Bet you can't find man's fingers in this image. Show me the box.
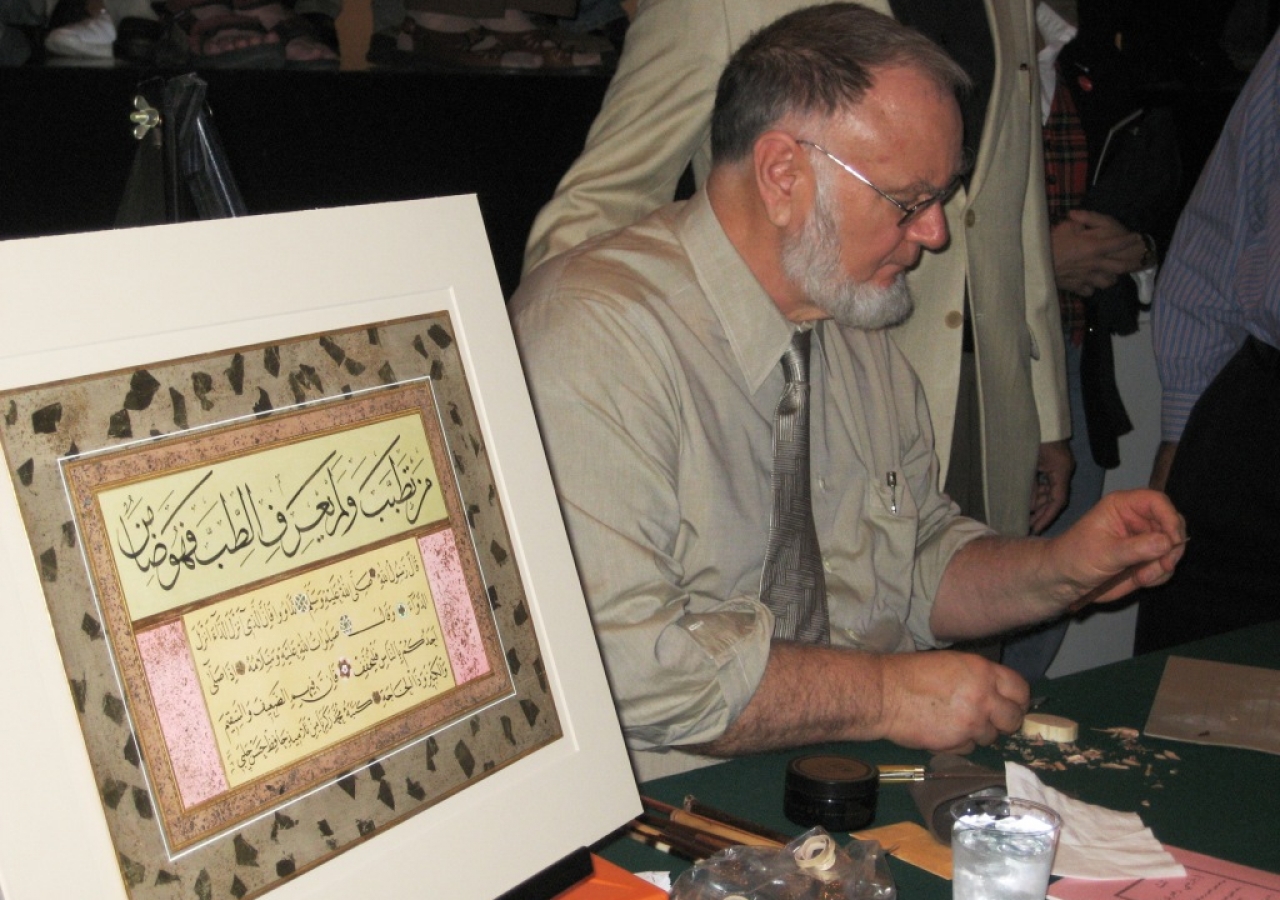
[988,663,1030,735]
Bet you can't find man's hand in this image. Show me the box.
[1030,440,1074,534]
[933,489,1185,642]
[879,651,1030,753]
[1150,441,1178,491]
[1050,488,1186,609]
[1051,210,1148,296]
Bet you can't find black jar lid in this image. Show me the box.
[784,753,880,832]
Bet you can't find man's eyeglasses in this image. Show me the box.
[796,139,969,227]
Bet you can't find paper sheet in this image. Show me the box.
[1006,763,1184,880]
[1049,846,1280,900]
[1143,657,1280,755]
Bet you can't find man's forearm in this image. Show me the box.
[688,642,888,756]
[1150,441,1178,491]
[929,534,1066,641]
[687,641,1032,757]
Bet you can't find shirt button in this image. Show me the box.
[818,477,828,491]
[945,310,964,329]
[965,209,977,228]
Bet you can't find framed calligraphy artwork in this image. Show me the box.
[0,198,638,900]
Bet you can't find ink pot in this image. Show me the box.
[784,753,880,831]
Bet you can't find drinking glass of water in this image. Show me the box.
[951,796,1062,900]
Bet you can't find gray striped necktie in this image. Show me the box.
[760,329,830,643]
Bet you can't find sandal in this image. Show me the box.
[231,0,339,70]
[155,0,284,68]
[368,15,607,74]
[373,17,493,71]
[484,25,612,73]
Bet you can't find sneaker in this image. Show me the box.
[45,8,116,58]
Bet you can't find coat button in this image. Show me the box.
[945,310,964,329]
[965,209,977,227]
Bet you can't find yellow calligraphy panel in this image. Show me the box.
[186,537,456,786]
[101,412,447,620]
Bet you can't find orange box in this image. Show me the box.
[554,854,668,900]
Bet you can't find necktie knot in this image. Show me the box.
[781,329,811,385]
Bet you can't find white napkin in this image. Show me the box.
[1005,762,1185,880]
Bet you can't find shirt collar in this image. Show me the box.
[676,188,806,393]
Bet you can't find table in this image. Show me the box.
[598,620,1280,895]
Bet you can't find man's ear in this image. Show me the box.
[754,131,807,229]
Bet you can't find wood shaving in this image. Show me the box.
[1000,721,1181,797]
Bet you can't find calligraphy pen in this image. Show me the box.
[627,820,720,863]
[680,795,793,846]
[632,795,791,863]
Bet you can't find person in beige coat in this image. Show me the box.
[524,0,1072,545]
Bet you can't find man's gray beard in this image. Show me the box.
[781,175,914,330]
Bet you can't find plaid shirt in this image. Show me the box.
[1043,75,1089,345]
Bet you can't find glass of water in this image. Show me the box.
[951,796,1062,900]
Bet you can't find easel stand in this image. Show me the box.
[116,72,245,227]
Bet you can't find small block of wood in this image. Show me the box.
[1020,712,1079,743]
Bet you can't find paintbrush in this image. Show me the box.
[877,764,1002,783]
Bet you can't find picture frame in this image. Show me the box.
[0,197,638,900]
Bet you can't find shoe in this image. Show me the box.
[297,11,337,54]
[113,16,161,63]
[44,8,116,58]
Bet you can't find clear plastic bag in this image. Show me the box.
[670,827,897,900]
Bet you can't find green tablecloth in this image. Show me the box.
[598,620,1280,894]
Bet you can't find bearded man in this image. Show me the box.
[509,3,1185,781]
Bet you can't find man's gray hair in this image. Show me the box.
[710,2,972,163]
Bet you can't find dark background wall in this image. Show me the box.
[0,67,610,298]
[0,55,1253,300]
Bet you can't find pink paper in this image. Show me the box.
[1050,846,1280,900]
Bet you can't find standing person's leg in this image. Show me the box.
[1136,336,1280,653]
[1001,342,1104,681]
[943,347,986,524]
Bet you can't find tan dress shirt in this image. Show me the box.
[511,190,991,779]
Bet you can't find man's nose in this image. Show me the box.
[905,201,949,251]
